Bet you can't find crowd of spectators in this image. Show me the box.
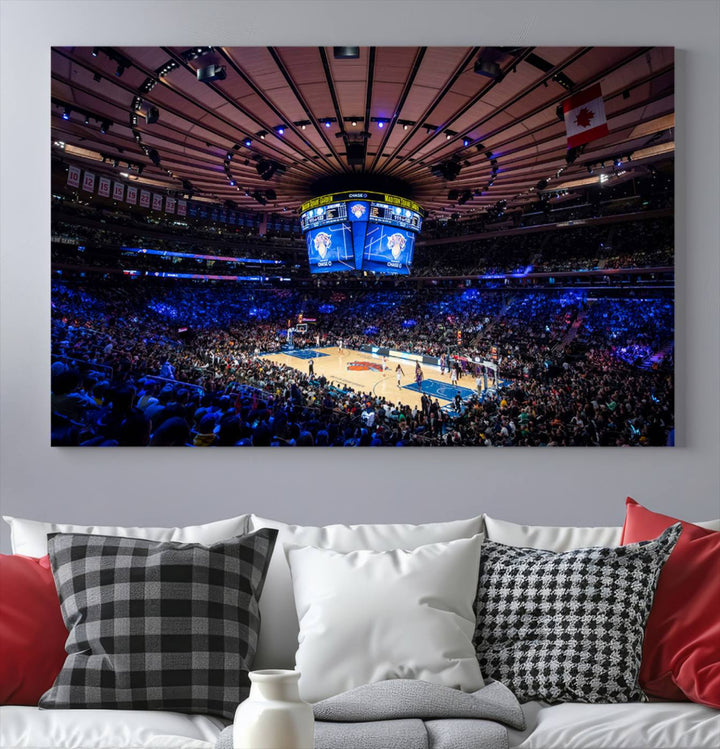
[419,181,673,239]
[51,280,674,447]
[414,218,673,277]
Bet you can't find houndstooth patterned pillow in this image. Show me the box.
[474,523,681,704]
[40,529,277,719]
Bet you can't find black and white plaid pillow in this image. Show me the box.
[474,523,681,704]
[40,528,277,719]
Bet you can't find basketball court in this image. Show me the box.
[260,347,492,412]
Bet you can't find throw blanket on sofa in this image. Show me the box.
[215,679,525,749]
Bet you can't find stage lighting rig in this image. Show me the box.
[430,157,462,181]
[197,64,226,82]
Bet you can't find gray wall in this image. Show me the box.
[1,1,718,553]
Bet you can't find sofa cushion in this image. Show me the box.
[2,701,717,749]
[287,535,485,703]
[248,514,484,669]
[39,530,277,720]
[508,700,720,748]
[0,555,67,705]
[482,513,720,551]
[474,524,681,704]
[2,514,251,557]
[0,705,226,749]
[621,498,720,708]
[482,515,623,551]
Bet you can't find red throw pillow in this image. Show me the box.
[621,497,720,707]
[0,554,68,704]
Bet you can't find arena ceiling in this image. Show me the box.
[51,46,675,219]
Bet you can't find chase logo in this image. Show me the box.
[347,361,383,372]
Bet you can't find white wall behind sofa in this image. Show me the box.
[1,1,718,553]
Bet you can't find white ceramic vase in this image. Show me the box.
[233,670,314,749]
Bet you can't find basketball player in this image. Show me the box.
[395,363,405,388]
[415,362,424,392]
[450,366,458,387]
[338,338,344,354]
[308,358,314,377]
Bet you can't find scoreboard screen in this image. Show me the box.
[300,202,347,231]
[305,223,354,273]
[369,202,422,232]
[362,225,415,275]
[300,191,423,275]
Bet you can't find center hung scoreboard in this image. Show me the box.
[300,191,424,275]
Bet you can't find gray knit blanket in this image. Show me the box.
[216,679,525,749]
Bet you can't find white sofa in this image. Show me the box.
[1,512,719,749]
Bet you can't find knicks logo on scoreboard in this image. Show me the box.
[387,232,407,259]
[313,231,332,259]
[350,203,367,219]
[347,361,383,372]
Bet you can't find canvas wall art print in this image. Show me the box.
[50,46,675,447]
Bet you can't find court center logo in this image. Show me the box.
[347,361,383,372]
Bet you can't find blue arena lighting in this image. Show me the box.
[244,138,252,147]
[229,180,236,186]
[324,121,331,128]
[377,120,384,128]
[121,247,282,265]
[62,108,70,120]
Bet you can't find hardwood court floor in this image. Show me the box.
[261,347,480,411]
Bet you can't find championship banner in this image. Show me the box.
[165,196,176,213]
[126,185,138,205]
[563,83,609,148]
[177,199,187,216]
[98,176,111,198]
[113,181,125,201]
[140,189,151,208]
[67,165,81,188]
[81,171,96,193]
[152,193,163,211]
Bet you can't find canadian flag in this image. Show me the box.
[563,84,609,148]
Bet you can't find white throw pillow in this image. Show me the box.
[482,513,720,552]
[248,514,484,670]
[286,535,485,703]
[2,514,251,557]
